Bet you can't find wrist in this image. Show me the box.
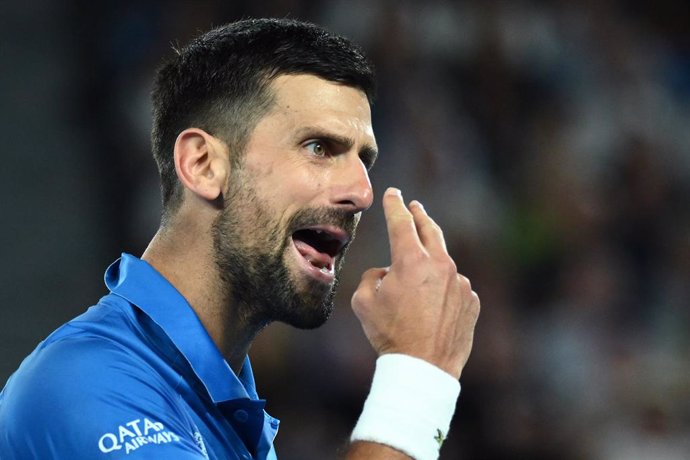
[350,354,461,460]
[379,349,462,379]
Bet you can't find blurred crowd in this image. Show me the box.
[2,1,689,459]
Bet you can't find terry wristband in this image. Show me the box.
[350,354,461,460]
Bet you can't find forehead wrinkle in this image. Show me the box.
[269,74,372,121]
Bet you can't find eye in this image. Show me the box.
[304,140,327,157]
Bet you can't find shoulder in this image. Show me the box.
[0,324,205,458]
[9,332,165,410]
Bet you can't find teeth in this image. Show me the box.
[304,253,331,272]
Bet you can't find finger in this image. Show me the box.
[359,266,389,288]
[382,187,423,263]
[352,267,389,309]
[409,200,447,255]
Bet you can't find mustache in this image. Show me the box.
[286,207,358,240]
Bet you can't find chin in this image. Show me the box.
[283,308,332,330]
[274,275,338,330]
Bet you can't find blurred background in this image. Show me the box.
[1,0,689,458]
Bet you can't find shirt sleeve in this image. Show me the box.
[0,335,209,459]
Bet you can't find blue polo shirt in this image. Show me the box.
[0,254,279,459]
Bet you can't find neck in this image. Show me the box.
[142,221,262,375]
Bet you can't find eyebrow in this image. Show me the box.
[295,126,379,166]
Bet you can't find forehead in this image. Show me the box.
[262,74,376,144]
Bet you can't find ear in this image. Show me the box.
[173,128,229,203]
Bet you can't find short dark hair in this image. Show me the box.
[151,18,376,220]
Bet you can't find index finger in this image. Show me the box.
[382,187,423,262]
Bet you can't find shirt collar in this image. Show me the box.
[104,253,261,404]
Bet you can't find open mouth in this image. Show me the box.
[291,226,350,279]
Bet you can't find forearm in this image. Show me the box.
[345,441,412,459]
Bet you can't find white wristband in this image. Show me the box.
[350,354,461,460]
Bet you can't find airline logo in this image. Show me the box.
[97,417,181,455]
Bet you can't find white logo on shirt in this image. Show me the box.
[97,417,181,454]
[193,430,209,459]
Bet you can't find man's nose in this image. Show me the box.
[331,154,374,213]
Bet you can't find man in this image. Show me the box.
[0,18,479,459]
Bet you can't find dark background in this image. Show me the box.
[2,1,689,458]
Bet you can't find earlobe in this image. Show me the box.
[173,128,229,203]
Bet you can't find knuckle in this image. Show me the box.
[446,257,458,274]
[430,220,444,236]
[352,281,369,299]
[467,293,481,321]
[404,248,429,266]
[432,254,456,273]
[361,267,378,280]
[457,273,472,290]
[351,289,369,311]
[391,212,414,226]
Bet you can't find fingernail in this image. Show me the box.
[410,200,424,210]
[386,187,402,197]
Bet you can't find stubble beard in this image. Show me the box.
[211,173,355,330]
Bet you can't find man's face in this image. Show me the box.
[213,74,377,329]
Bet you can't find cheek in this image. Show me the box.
[279,166,325,198]
[245,155,327,214]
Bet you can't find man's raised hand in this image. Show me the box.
[351,187,480,379]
